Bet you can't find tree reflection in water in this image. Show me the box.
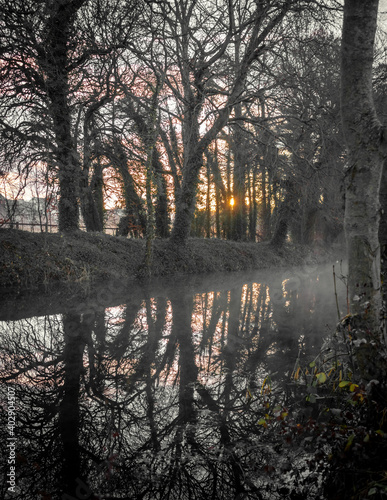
[0,265,344,499]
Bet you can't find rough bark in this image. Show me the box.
[341,0,386,333]
[379,161,387,343]
[41,1,87,232]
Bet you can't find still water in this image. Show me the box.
[0,262,347,500]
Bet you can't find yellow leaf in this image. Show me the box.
[316,372,327,384]
[344,434,355,452]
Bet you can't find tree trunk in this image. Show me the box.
[42,1,86,232]
[91,158,104,228]
[205,159,211,238]
[139,86,162,278]
[231,30,246,241]
[270,212,289,249]
[270,181,297,249]
[108,141,146,237]
[170,149,203,246]
[153,149,170,238]
[341,0,385,333]
[260,168,270,241]
[50,93,80,234]
[124,97,169,238]
[232,129,247,240]
[80,99,110,232]
[379,161,387,343]
[80,174,104,232]
[249,169,258,241]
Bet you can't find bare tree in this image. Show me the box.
[0,0,139,232]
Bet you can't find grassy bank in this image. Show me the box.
[0,228,338,292]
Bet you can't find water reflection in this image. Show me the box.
[0,264,346,499]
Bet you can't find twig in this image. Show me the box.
[333,265,341,321]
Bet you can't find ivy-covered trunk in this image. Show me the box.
[153,149,170,239]
[169,149,203,246]
[124,97,169,238]
[41,1,86,233]
[80,175,104,232]
[139,82,163,278]
[110,141,146,237]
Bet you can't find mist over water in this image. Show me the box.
[0,261,348,499]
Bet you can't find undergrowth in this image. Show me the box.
[281,317,387,499]
[251,265,387,499]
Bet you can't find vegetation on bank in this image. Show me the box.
[0,228,337,291]
[255,321,387,499]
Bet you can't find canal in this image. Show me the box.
[0,261,348,499]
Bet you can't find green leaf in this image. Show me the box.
[368,487,377,496]
[306,394,316,404]
[339,381,351,388]
[316,372,327,384]
[309,361,316,368]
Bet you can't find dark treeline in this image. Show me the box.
[0,0,349,249]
